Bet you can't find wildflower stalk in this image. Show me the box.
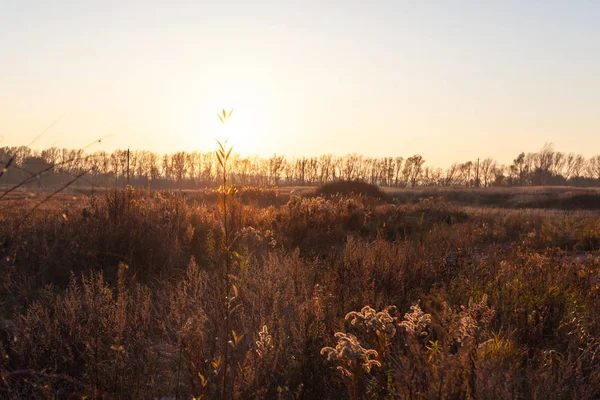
[216,108,234,399]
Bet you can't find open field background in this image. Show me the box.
[1,183,600,398]
[3,184,600,212]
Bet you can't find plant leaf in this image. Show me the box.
[197,372,208,387]
[232,329,245,344]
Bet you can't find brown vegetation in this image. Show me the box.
[1,186,600,398]
[313,180,390,201]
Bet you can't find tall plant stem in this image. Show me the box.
[221,156,231,399]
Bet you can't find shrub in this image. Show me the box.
[314,180,390,201]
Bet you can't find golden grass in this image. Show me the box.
[1,187,600,398]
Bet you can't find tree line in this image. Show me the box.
[2,143,600,189]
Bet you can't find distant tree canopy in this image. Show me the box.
[1,143,600,189]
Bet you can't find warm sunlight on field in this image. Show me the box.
[2,1,600,398]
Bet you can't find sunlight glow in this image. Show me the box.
[0,1,599,165]
[207,89,274,156]
[212,106,264,156]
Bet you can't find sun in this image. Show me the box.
[212,105,265,156]
[168,82,274,156]
[204,82,276,157]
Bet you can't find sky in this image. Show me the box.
[1,0,599,167]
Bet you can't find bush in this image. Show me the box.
[313,180,390,201]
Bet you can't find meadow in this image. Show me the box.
[0,182,599,399]
[3,0,599,397]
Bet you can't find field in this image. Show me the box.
[1,184,600,399]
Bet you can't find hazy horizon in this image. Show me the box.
[1,1,599,168]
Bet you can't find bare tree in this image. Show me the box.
[571,154,586,185]
[587,155,600,180]
[393,157,404,187]
[268,154,286,186]
[480,158,496,187]
[172,152,187,189]
[404,155,425,187]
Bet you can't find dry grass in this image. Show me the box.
[385,185,600,210]
[1,186,600,398]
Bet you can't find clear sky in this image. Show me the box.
[1,1,599,167]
